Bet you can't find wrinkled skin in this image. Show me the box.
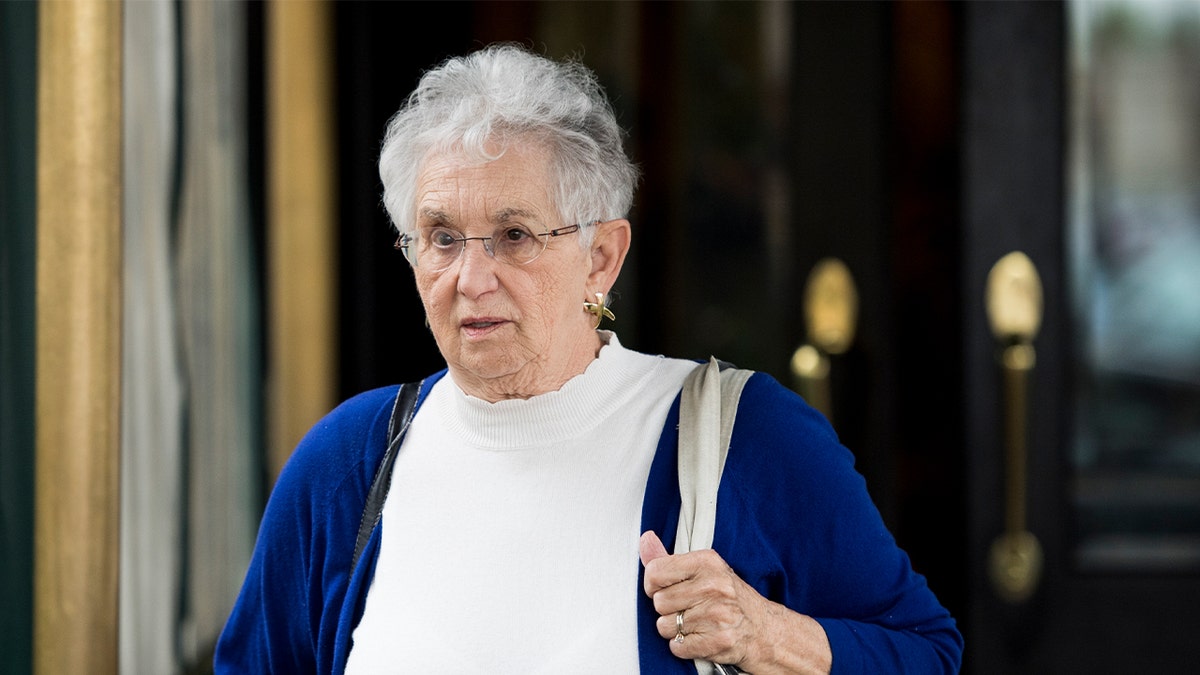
[410,142,629,402]
[640,531,832,674]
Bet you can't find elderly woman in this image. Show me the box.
[216,45,962,674]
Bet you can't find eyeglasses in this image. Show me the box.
[394,222,592,272]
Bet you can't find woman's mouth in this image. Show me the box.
[461,318,508,337]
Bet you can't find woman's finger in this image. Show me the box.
[657,604,745,665]
[644,551,768,666]
[655,609,690,640]
[643,547,727,596]
[639,530,670,567]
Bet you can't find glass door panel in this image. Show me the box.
[1068,0,1200,573]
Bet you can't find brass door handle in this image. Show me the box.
[792,258,857,420]
[985,251,1044,603]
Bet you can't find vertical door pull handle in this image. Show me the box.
[985,251,1044,603]
[791,258,857,420]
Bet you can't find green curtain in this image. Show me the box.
[174,0,262,664]
[121,1,184,672]
[0,2,38,673]
[121,1,262,671]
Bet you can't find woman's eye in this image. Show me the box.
[500,227,532,242]
[430,229,457,247]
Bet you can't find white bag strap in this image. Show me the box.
[674,357,753,675]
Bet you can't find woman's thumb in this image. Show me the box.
[639,530,669,566]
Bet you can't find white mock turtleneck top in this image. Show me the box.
[344,333,696,674]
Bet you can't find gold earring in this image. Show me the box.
[583,292,616,328]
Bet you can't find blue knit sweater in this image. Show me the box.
[215,369,962,673]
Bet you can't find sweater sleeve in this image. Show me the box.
[719,373,963,674]
[213,386,399,674]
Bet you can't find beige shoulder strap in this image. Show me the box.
[674,357,753,675]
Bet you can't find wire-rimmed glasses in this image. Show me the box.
[394,221,593,272]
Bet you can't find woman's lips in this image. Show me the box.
[460,317,508,337]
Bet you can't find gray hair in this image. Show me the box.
[378,44,638,246]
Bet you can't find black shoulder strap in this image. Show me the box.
[351,381,421,570]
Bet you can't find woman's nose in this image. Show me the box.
[455,239,500,298]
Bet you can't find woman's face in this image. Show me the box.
[411,143,605,402]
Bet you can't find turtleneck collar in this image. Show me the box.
[431,332,669,448]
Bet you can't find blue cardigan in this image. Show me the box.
[215,370,962,673]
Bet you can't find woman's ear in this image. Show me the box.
[586,219,632,293]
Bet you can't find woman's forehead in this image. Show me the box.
[414,147,558,224]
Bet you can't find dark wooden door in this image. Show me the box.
[328,4,1200,672]
[962,3,1200,672]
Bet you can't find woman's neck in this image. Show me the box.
[451,329,605,403]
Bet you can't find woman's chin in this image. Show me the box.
[449,352,526,389]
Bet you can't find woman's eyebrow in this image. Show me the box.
[493,207,541,224]
[417,208,454,226]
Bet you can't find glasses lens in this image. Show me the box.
[397,234,416,266]
[417,227,461,271]
[492,224,547,265]
[411,224,554,270]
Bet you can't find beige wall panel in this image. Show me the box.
[34,1,123,673]
[266,0,338,482]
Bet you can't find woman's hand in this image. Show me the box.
[639,531,832,675]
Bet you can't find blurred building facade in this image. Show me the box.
[2,1,1198,673]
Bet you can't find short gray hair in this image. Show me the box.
[378,44,639,245]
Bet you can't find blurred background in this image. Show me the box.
[2,1,1198,673]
